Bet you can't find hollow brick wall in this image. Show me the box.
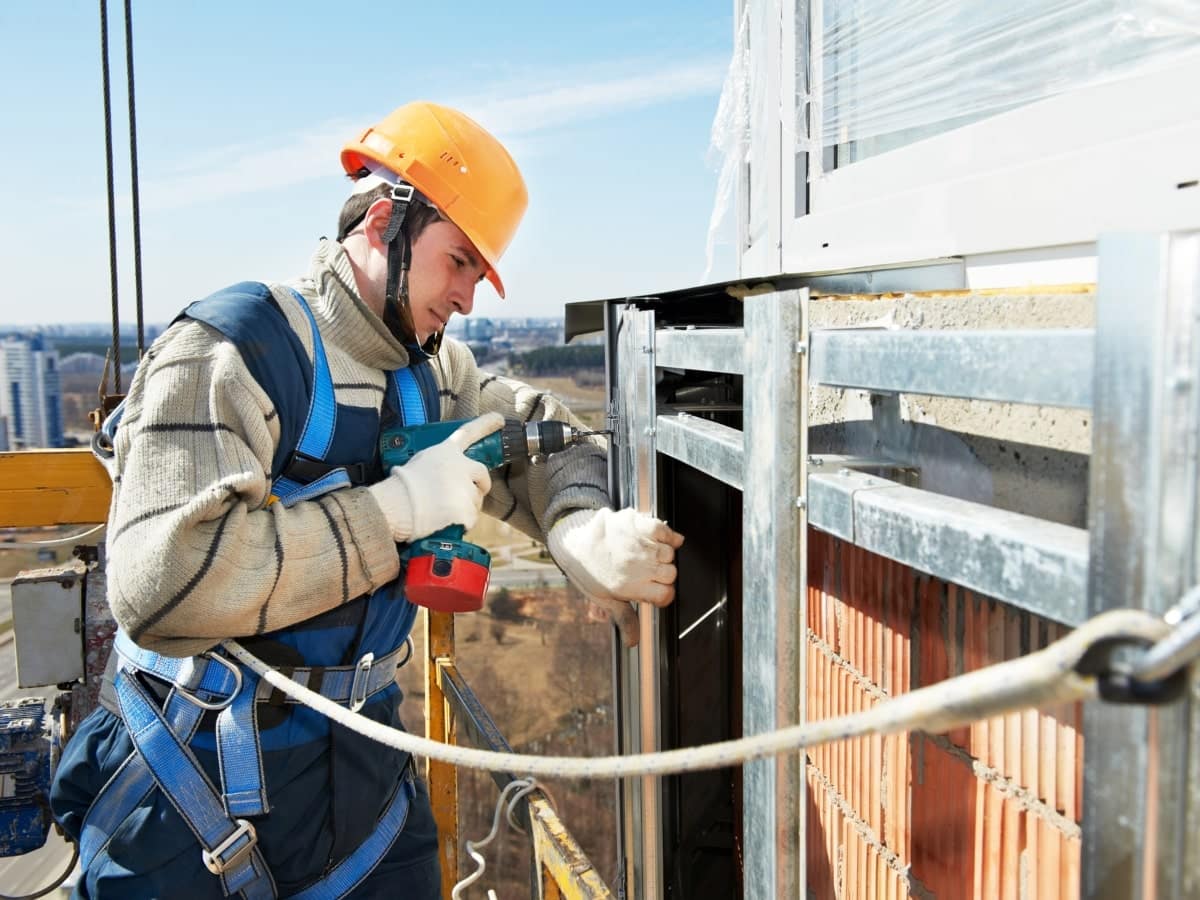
[805,530,1083,899]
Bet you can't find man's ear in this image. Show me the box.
[361,197,394,250]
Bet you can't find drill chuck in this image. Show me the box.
[495,419,575,464]
[524,420,572,456]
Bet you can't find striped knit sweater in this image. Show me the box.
[106,239,609,658]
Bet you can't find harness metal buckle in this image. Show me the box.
[390,183,415,205]
[349,652,376,712]
[176,651,243,712]
[202,818,258,875]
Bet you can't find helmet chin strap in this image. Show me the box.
[380,183,444,358]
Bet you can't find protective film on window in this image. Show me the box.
[802,0,1200,170]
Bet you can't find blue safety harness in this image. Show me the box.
[81,283,438,898]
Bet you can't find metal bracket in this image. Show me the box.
[807,454,920,487]
[1076,634,1193,706]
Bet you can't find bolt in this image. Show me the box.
[796,341,808,355]
[796,497,807,510]
[838,468,852,477]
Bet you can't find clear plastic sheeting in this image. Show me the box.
[706,4,751,277]
[805,0,1200,166]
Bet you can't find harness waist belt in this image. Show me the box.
[114,631,410,710]
[252,641,413,709]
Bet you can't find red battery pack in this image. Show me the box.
[405,554,490,612]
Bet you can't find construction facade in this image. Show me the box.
[566,1,1200,897]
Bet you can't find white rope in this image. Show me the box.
[1,524,105,549]
[222,608,1169,781]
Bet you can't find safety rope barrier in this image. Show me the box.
[224,606,1189,781]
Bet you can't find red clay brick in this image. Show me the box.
[804,536,1083,898]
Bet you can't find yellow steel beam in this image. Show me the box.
[0,449,111,527]
[426,610,458,899]
[530,793,614,900]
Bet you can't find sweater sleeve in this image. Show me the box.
[430,338,611,542]
[106,320,400,658]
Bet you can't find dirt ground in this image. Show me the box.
[396,586,620,895]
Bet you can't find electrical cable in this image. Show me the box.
[450,778,535,900]
[224,607,1174,781]
[1,525,106,550]
[0,841,79,900]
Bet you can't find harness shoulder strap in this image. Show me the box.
[180,282,312,482]
[91,286,431,898]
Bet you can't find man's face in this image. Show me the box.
[406,219,488,342]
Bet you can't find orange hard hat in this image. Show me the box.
[342,101,528,298]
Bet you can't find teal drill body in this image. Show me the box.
[380,418,512,471]
[379,417,589,612]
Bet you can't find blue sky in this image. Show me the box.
[0,1,737,328]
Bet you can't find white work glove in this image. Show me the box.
[548,507,685,647]
[368,413,503,542]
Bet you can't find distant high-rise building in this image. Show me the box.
[0,335,64,449]
[464,317,496,343]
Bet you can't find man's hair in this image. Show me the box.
[336,181,444,243]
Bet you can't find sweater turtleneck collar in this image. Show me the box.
[300,239,411,371]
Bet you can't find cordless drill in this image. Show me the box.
[380,417,604,613]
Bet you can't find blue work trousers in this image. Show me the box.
[51,706,441,899]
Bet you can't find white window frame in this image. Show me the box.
[741,0,1200,282]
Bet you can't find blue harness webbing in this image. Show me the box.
[83,287,433,898]
[270,290,348,508]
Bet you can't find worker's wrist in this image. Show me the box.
[548,507,599,537]
[367,472,415,543]
[547,508,611,599]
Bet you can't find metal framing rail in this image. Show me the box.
[652,412,1089,626]
[608,231,1199,898]
[1083,231,1200,899]
[809,328,1094,408]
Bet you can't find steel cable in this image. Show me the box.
[98,0,121,393]
[122,0,145,359]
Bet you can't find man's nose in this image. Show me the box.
[454,281,476,316]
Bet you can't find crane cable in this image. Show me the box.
[122,0,146,359]
[224,606,1190,781]
[98,0,147,396]
[0,9,144,898]
[98,0,121,393]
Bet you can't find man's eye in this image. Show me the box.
[451,255,465,269]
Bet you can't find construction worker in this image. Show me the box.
[49,101,684,899]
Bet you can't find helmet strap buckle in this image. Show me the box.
[389,183,415,205]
